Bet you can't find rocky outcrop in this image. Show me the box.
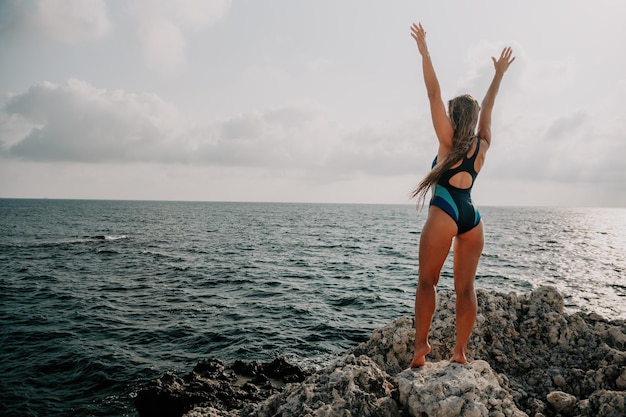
[135,358,311,417]
[350,286,626,416]
[136,286,626,417]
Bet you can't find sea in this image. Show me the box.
[1,199,624,416]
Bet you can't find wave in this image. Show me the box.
[92,235,129,241]
[2,235,131,250]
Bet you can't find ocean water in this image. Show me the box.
[1,199,624,416]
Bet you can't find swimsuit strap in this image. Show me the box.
[447,137,480,178]
[471,137,480,159]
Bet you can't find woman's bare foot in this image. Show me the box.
[450,346,468,364]
[409,342,431,368]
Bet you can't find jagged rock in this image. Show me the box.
[351,286,626,416]
[232,357,309,384]
[349,315,415,375]
[398,360,527,417]
[242,354,401,417]
[616,368,626,389]
[183,407,238,417]
[585,390,626,417]
[546,391,578,415]
[135,358,310,417]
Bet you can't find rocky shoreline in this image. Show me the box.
[135,286,625,417]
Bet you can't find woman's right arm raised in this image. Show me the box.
[411,23,453,149]
[477,47,515,148]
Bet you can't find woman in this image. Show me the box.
[408,22,515,368]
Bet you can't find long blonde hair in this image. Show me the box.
[411,94,480,205]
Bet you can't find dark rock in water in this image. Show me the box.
[135,358,311,417]
[232,357,309,384]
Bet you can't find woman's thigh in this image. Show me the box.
[418,206,457,285]
[453,221,484,290]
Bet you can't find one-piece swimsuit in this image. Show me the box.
[430,137,481,234]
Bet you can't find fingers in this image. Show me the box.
[500,47,515,63]
[410,22,426,38]
[410,22,430,56]
[492,47,515,74]
[410,22,423,32]
[494,47,515,65]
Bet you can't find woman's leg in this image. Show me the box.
[409,206,457,368]
[451,221,484,363]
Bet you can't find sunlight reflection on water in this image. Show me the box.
[478,206,625,319]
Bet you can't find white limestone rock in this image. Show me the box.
[398,360,528,417]
[243,354,401,417]
[183,407,237,417]
[350,286,625,417]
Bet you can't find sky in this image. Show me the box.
[1,0,625,207]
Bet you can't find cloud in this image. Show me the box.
[0,0,111,44]
[543,111,589,142]
[130,0,231,28]
[129,0,232,74]
[0,0,230,74]
[324,119,431,179]
[136,16,186,75]
[0,79,431,181]
[483,101,625,186]
[455,40,505,96]
[3,75,623,195]
[2,80,185,162]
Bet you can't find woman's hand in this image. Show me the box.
[410,23,429,57]
[492,47,515,76]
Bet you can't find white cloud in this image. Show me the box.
[0,0,230,74]
[6,75,622,199]
[129,0,231,28]
[520,57,577,98]
[2,80,185,162]
[128,0,231,74]
[0,79,433,183]
[324,117,432,179]
[136,16,186,75]
[456,40,507,96]
[1,0,111,44]
[155,0,231,28]
[483,101,626,190]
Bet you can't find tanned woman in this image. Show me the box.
[408,22,515,368]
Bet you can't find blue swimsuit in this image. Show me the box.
[430,138,481,234]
